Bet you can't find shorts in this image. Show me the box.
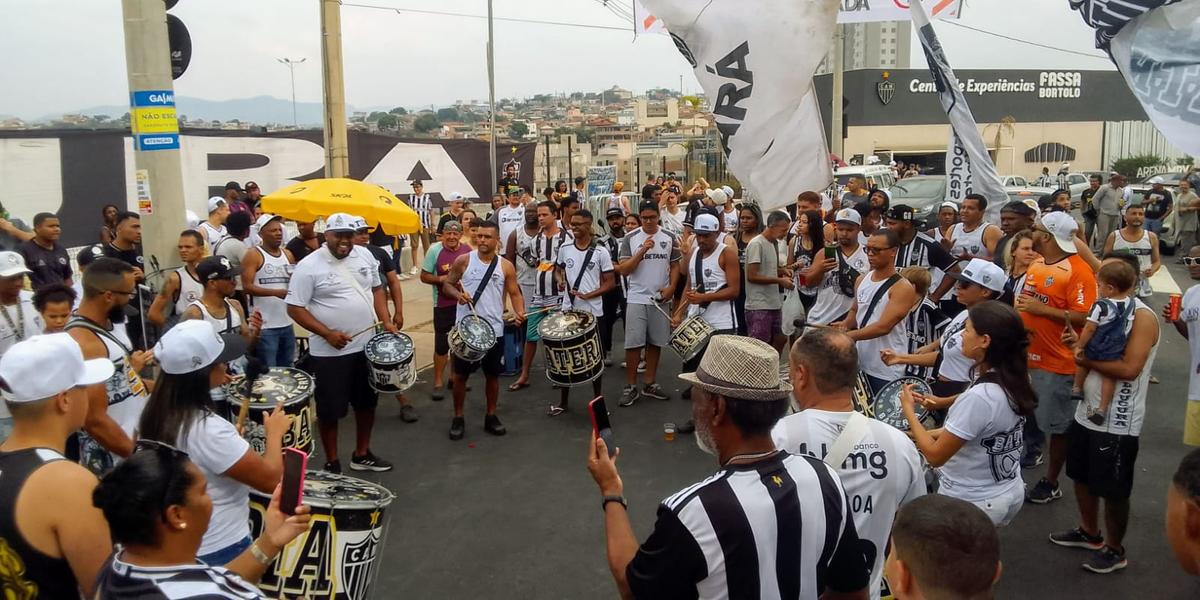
[311,352,378,422]
[526,307,554,342]
[962,483,1025,527]
[1186,400,1200,447]
[433,305,457,356]
[624,302,671,349]
[1031,368,1075,435]
[453,337,504,377]
[745,309,782,342]
[1066,421,1139,500]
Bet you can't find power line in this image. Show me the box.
[339,1,632,32]
[939,21,1110,60]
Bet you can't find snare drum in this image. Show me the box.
[248,470,395,600]
[538,310,604,386]
[224,367,315,455]
[669,315,715,362]
[364,332,416,393]
[448,314,496,363]
[865,376,934,431]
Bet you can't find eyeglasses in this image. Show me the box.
[107,288,136,297]
[134,439,190,459]
[1183,257,1200,267]
[863,246,895,256]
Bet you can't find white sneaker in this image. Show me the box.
[409,266,419,275]
[637,360,647,374]
[398,273,412,281]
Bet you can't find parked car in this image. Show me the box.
[1063,172,1090,208]
[985,187,1055,224]
[1128,171,1187,198]
[888,176,947,230]
[835,165,897,191]
[1000,175,1029,188]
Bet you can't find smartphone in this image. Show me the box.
[280,448,308,515]
[588,396,616,458]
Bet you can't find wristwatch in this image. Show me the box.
[602,495,628,511]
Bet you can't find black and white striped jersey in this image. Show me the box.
[626,451,870,599]
[96,553,264,599]
[1069,0,1178,49]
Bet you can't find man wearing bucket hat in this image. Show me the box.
[0,333,115,598]
[587,335,869,599]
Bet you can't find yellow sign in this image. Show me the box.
[132,106,179,135]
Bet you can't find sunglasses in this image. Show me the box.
[135,438,189,458]
[1183,257,1200,267]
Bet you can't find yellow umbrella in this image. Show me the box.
[260,178,422,235]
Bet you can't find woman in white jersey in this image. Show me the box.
[900,300,1037,526]
[136,320,291,566]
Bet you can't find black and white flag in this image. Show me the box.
[1070,0,1199,156]
[640,0,839,210]
[911,0,1006,205]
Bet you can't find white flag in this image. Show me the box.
[911,0,1006,205]
[633,0,667,35]
[640,0,838,210]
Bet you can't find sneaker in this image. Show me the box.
[604,357,613,367]
[398,273,412,281]
[637,360,647,373]
[619,385,639,407]
[677,419,696,434]
[1149,375,1160,384]
[1049,527,1105,550]
[399,403,419,423]
[1087,408,1106,426]
[1021,452,1045,469]
[323,459,342,474]
[643,383,669,401]
[449,416,465,440]
[350,451,393,472]
[1027,478,1063,504]
[409,266,420,276]
[431,387,445,401]
[484,413,507,436]
[1083,546,1128,574]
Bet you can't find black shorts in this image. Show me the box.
[1065,421,1139,500]
[310,352,378,422]
[433,305,457,356]
[452,338,503,378]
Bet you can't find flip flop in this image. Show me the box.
[508,381,531,392]
[547,405,566,416]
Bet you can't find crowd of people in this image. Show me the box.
[0,165,1198,599]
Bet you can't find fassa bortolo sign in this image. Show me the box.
[909,71,1084,98]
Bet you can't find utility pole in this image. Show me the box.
[830,24,845,160]
[320,0,348,178]
[543,134,551,190]
[487,0,498,194]
[567,136,574,184]
[277,57,306,129]
[121,0,186,279]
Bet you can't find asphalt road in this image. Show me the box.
[335,259,1200,599]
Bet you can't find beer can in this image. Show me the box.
[1169,293,1183,322]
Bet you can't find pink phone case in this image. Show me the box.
[281,448,308,514]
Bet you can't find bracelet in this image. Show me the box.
[602,495,628,511]
[249,542,274,566]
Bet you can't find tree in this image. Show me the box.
[366,111,387,122]
[377,113,399,129]
[436,107,461,122]
[1111,154,1166,179]
[413,113,440,133]
[509,121,529,138]
[389,106,407,115]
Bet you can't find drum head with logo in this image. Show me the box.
[457,314,495,350]
[872,377,932,430]
[225,367,313,407]
[537,310,595,341]
[365,332,414,365]
[303,470,396,510]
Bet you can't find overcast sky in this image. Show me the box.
[0,0,1111,119]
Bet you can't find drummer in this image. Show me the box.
[441,220,525,441]
[136,320,291,565]
[182,256,262,417]
[671,213,740,433]
[510,201,569,392]
[353,219,416,423]
[550,209,615,415]
[881,258,1006,406]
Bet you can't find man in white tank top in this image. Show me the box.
[842,229,919,395]
[198,196,230,251]
[1103,203,1160,299]
[148,230,205,328]
[240,215,295,367]
[505,204,541,309]
[442,220,525,441]
[942,194,1002,316]
[182,258,259,403]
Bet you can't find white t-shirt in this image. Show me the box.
[1075,299,1159,436]
[937,310,973,383]
[1183,285,1200,401]
[0,291,43,420]
[772,409,925,600]
[940,381,1026,503]
[180,413,252,556]
[496,205,526,253]
[285,246,382,357]
[807,246,869,325]
[557,242,613,317]
[619,228,680,305]
[721,207,739,232]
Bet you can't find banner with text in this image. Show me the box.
[911,0,1006,205]
[634,0,961,35]
[641,0,837,210]
[586,165,618,198]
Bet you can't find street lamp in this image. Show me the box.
[277,57,306,128]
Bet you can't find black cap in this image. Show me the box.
[574,176,586,185]
[225,181,243,192]
[885,204,917,221]
[197,256,242,282]
[606,207,625,219]
[1000,200,1037,217]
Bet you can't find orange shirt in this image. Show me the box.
[1020,254,1097,375]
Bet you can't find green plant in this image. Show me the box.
[1110,154,1165,178]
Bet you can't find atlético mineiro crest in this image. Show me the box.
[342,530,382,600]
[876,72,895,105]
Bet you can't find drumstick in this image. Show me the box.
[235,394,252,436]
[350,322,383,338]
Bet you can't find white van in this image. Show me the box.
[834,165,896,191]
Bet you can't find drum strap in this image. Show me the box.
[825,411,870,471]
[472,256,500,307]
[567,245,596,308]
[857,274,902,329]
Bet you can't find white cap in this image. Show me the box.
[721,185,735,199]
[185,210,201,229]
[0,333,114,403]
[254,213,282,230]
[448,192,465,202]
[693,213,721,233]
[948,258,1006,293]
[154,320,248,375]
[0,252,31,278]
[705,188,729,204]
[207,196,227,214]
[1038,212,1078,254]
[351,216,370,231]
[325,212,358,232]
[1021,198,1040,213]
[939,201,959,212]
[834,207,862,226]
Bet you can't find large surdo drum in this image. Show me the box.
[248,470,395,600]
[364,332,416,393]
[669,315,715,362]
[224,367,315,455]
[853,376,934,431]
[537,310,604,386]
[448,314,496,362]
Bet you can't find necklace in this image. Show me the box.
[723,449,779,467]
[0,300,25,342]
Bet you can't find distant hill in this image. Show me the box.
[45,95,352,126]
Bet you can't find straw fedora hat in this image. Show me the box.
[678,335,792,401]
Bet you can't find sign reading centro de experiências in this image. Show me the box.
[130,90,180,151]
